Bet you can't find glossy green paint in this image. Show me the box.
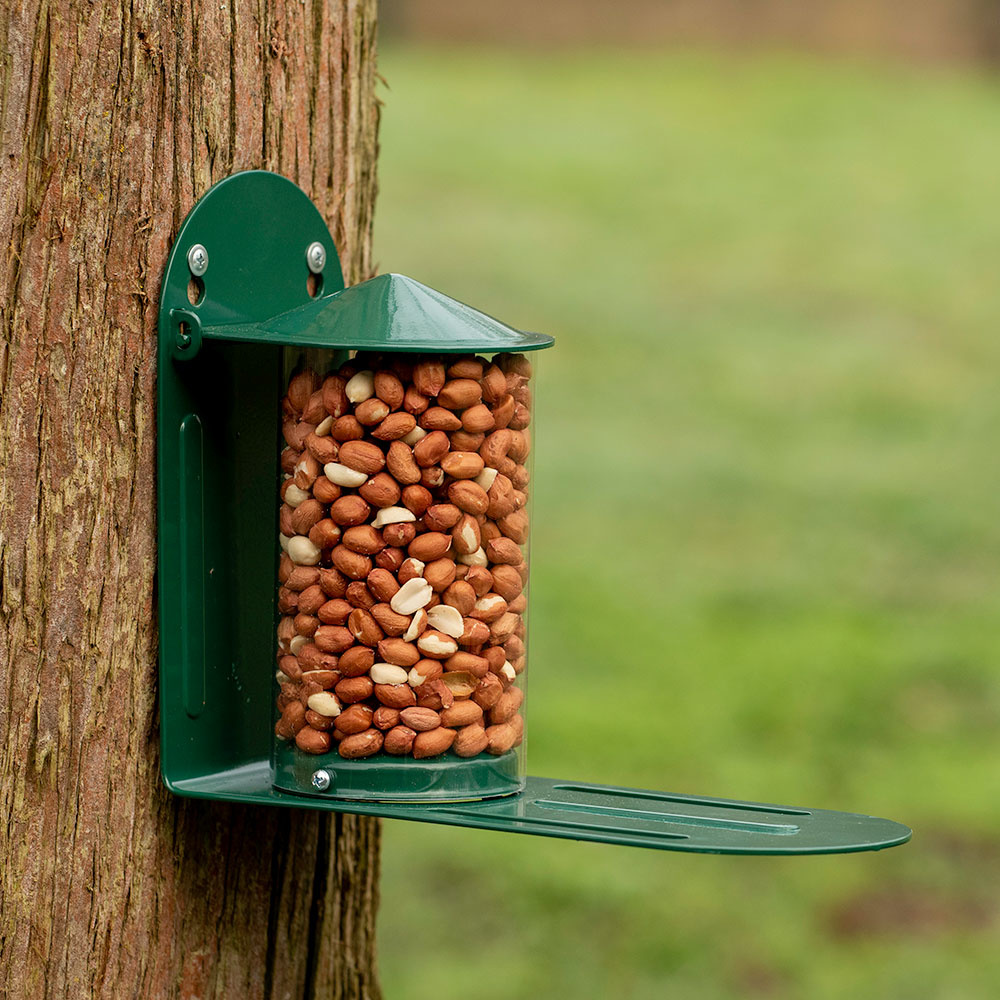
[258,272,554,353]
[170,765,911,855]
[157,170,910,854]
[273,742,523,802]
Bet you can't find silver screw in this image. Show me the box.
[306,241,326,274]
[187,244,209,276]
[311,769,331,792]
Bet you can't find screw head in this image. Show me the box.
[311,769,331,792]
[187,244,209,276]
[306,241,326,274]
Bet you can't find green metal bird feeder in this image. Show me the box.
[157,170,910,855]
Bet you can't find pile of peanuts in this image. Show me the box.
[274,352,531,762]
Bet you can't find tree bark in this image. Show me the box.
[0,2,381,998]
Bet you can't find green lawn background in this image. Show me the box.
[372,46,1000,999]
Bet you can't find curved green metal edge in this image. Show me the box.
[246,272,553,353]
[166,762,911,856]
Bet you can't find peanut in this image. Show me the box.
[413,727,457,759]
[383,725,417,755]
[339,729,384,759]
[454,723,490,758]
[295,727,332,754]
[399,706,441,732]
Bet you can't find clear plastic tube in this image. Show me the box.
[272,349,534,801]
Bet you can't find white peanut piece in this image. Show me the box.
[370,663,409,685]
[403,607,428,642]
[276,354,530,760]
[457,547,488,567]
[474,466,498,491]
[345,370,375,403]
[426,604,464,638]
[372,506,417,528]
[287,535,321,565]
[391,577,434,615]
[307,692,342,717]
[324,462,368,487]
[284,483,311,507]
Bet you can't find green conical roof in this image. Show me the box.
[262,273,554,353]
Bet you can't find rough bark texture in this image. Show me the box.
[0,2,382,997]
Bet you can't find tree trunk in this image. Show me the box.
[0,2,382,997]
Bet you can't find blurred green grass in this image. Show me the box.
[373,46,1000,999]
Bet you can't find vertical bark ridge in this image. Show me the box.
[0,2,382,997]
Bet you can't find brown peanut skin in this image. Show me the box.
[440,700,483,728]
[275,701,307,740]
[330,495,371,527]
[443,580,477,616]
[354,396,389,426]
[375,371,405,409]
[412,727,457,759]
[332,545,372,580]
[401,484,433,515]
[360,471,401,507]
[338,440,386,475]
[377,637,420,667]
[413,360,446,397]
[337,645,375,678]
[473,673,503,710]
[295,727,332,755]
[383,726,418,755]
[278,355,533,762]
[335,676,375,704]
[438,379,482,409]
[338,729,384,759]
[399,707,441,732]
[373,706,401,730]
[304,710,337,732]
[314,626,355,654]
[301,669,339,689]
[445,651,489,678]
[335,704,374,735]
[454,724,490,758]
[374,683,417,709]
[345,580,377,610]
[370,603,409,635]
[485,723,517,755]
[318,598,353,625]
[343,524,384,554]
[490,686,524,725]
[448,356,484,380]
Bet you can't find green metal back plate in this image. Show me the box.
[157,171,344,787]
[158,170,345,360]
[156,170,909,855]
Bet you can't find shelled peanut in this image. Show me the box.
[274,352,532,761]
